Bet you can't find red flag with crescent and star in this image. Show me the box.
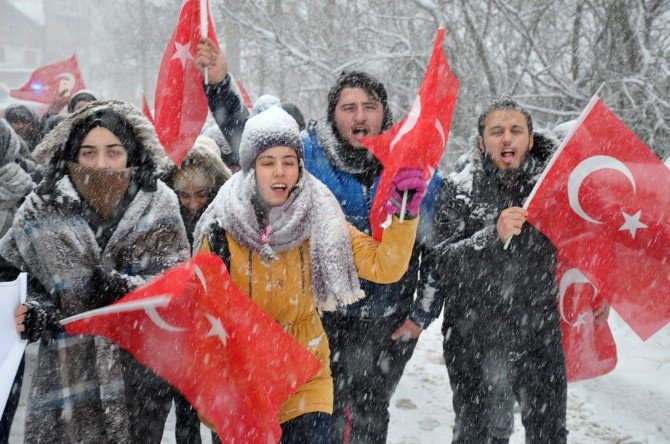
[62,253,322,443]
[10,55,85,104]
[555,252,617,381]
[526,96,670,341]
[362,28,459,240]
[153,0,218,166]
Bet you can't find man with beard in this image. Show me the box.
[421,97,568,443]
[195,39,441,443]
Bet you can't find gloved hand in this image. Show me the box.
[386,168,427,218]
[19,301,61,342]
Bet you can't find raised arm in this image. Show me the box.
[348,216,419,284]
[195,38,248,167]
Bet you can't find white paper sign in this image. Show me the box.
[0,273,27,416]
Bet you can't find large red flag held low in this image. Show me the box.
[153,0,218,166]
[61,253,322,443]
[556,252,617,381]
[525,96,670,341]
[10,55,85,104]
[362,28,459,240]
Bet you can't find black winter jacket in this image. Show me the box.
[422,132,564,356]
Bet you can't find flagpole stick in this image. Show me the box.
[503,234,513,250]
[399,190,409,223]
[503,81,606,251]
[201,0,209,85]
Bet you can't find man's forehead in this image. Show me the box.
[485,109,528,128]
[337,87,380,105]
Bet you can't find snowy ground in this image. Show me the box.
[10,312,670,443]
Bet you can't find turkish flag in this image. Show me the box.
[556,252,617,382]
[10,55,85,104]
[526,97,670,340]
[362,28,459,240]
[62,253,322,442]
[153,0,218,166]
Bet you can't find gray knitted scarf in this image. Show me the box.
[194,170,365,311]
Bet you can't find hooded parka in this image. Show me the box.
[0,100,189,443]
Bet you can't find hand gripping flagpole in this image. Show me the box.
[503,82,607,250]
[201,0,209,85]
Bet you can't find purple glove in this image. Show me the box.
[387,168,428,217]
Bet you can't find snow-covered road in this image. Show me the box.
[388,313,670,443]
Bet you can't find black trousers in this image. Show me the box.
[121,351,173,443]
[173,391,202,444]
[444,329,567,444]
[322,312,417,444]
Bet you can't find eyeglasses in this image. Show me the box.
[176,189,211,200]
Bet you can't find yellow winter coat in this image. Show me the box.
[200,215,418,423]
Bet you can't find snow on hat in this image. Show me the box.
[239,95,303,172]
[172,136,223,190]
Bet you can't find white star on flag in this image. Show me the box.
[618,210,648,238]
[205,313,229,346]
[573,312,588,329]
[172,42,192,69]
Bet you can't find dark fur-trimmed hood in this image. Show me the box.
[32,100,172,189]
[165,136,232,190]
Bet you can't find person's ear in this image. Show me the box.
[477,136,485,152]
[529,133,534,151]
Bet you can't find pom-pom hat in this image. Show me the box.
[238,95,304,172]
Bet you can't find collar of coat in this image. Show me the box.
[31,100,172,192]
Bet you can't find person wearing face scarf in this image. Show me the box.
[1,100,189,443]
[193,97,424,443]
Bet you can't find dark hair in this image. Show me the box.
[64,110,139,165]
[40,114,67,139]
[326,70,393,133]
[4,104,38,125]
[477,96,533,137]
[67,91,98,113]
[281,102,306,132]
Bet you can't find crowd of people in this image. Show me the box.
[0,34,608,444]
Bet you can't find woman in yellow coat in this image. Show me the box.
[193,96,426,443]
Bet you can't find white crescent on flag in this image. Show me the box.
[435,118,446,149]
[567,155,637,224]
[59,295,186,332]
[44,72,75,91]
[390,95,421,152]
[558,268,598,327]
